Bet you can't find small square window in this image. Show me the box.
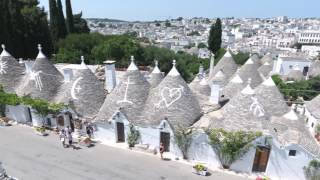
[289,150,297,156]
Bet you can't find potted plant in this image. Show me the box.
[127,124,140,148]
[192,163,207,176]
[35,126,48,136]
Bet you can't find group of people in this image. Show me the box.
[59,126,74,149]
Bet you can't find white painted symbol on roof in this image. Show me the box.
[0,61,8,75]
[30,70,43,91]
[117,76,134,105]
[71,77,83,100]
[154,85,184,109]
[249,97,265,117]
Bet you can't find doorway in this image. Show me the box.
[252,146,271,172]
[160,132,170,152]
[116,122,125,142]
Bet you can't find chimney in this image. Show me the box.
[24,60,34,74]
[210,84,220,104]
[63,68,73,82]
[104,60,116,93]
[209,53,215,79]
[199,63,204,78]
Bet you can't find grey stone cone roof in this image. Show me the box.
[258,62,273,80]
[306,95,320,119]
[286,70,304,81]
[237,58,263,88]
[260,53,273,64]
[96,69,151,123]
[0,54,25,93]
[189,77,211,108]
[141,73,202,129]
[268,116,320,157]
[309,60,320,78]
[219,86,267,131]
[54,65,106,119]
[212,51,238,81]
[250,54,262,65]
[253,78,290,117]
[222,82,245,99]
[16,53,63,101]
[210,70,228,87]
[149,73,164,88]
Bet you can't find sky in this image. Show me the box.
[38,0,320,21]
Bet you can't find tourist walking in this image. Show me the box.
[59,129,66,148]
[86,125,93,139]
[159,142,164,160]
[67,131,74,149]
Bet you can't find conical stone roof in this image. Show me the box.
[253,77,290,117]
[261,53,273,64]
[210,69,228,87]
[189,74,211,108]
[309,60,320,78]
[220,83,267,131]
[0,45,25,93]
[211,51,238,81]
[16,45,63,101]
[54,57,105,119]
[306,94,320,119]
[148,60,164,88]
[96,56,150,123]
[221,74,245,99]
[236,57,263,88]
[141,60,202,129]
[258,61,273,80]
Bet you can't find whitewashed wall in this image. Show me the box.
[94,111,130,144]
[305,109,318,136]
[266,143,314,180]
[5,105,31,124]
[229,136,314,180]
[188,132,221,167]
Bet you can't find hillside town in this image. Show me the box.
[89,17,320,59]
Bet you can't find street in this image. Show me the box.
[0,125,250,180]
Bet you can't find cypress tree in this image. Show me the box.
[56,0,67,38]
[65,0,74,33]
[49,0,59,46]
[208,18,222,54]
[0,0,11,48]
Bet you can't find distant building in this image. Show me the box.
[298,31,320,45]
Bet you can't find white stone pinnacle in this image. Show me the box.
[0,44,11,57]
[79,56,88,69]
[36,44,46,59]
[168,59,180,76]
[152,60,161,74]
[127,55,138,71]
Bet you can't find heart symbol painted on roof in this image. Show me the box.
[158,86,184,108]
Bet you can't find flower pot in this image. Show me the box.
[222,165,230,169]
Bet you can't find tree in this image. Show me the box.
[174,127,194,159]
[56,0,67,38]
[73,12,90,34]
[207,128,262,168]
[208,18,222,54]
[65,0,74,33]
[49,0,60,46]
[0,0,53,58]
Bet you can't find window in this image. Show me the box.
[289,150,297,156]
[312,123,314,128]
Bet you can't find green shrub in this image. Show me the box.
[127,124,140,147]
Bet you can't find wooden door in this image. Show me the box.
[252,146,270,172]
[160,132,170,152]
[116,122,125,142]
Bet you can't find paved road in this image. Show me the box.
[0,125,250,180]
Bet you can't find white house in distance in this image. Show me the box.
[272,56,312,78]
